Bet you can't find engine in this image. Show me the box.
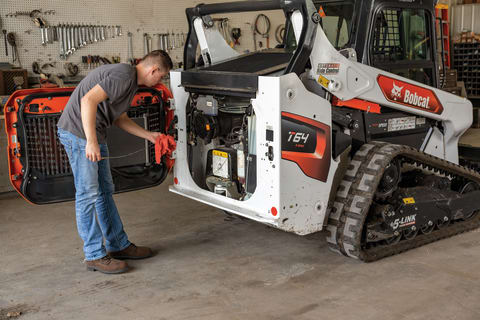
[187,94,256,200]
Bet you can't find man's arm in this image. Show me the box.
[114,113,161,144]
[81,84,108,162]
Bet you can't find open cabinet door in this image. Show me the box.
[3,85,174,204]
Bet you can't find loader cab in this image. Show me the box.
[311,0,438,87]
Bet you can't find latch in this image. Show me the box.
[168,98,176,111]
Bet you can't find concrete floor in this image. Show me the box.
[1,179,480,320]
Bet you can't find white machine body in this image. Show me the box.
[169,3,472,235]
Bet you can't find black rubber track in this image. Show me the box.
[326,141,480,262]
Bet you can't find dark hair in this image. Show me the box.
[141,50,173,71]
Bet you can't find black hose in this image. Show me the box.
[275,24,285,44]
[255,14,271,37]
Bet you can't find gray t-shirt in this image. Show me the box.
[58,63,138,144]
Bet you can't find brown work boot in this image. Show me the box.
[108,243,153,260]
[85,255,129,274]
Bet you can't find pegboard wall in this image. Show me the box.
[0,0,286,80]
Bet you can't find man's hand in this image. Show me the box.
[148,131,163,144]
[86,141,102,162]
[153,133,177,164]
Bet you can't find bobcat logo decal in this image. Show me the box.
[391,82,404,101]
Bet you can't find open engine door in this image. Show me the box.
[3,85,174,204]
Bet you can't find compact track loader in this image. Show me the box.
[169,0,480,261]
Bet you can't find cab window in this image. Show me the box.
[370,8,434,86]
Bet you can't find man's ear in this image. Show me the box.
[152,64,160,74]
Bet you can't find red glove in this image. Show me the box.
[155,134,177,164]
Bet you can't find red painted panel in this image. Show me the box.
[281,112,331,182]
[377,75,444,115]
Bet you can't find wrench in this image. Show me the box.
[143,33,148,55]
[101,26,106,41]
[48,27,53,43]
[41,26,46,46]
[82,25,87,46]
[93,26,98,42]
[45,26,50,44]
[62,25,67,58]
[75,25,80,48]
[63,24,68,56]
[127,32,133,63]
[79,25,84,47]
[70,25,76,52]
[88,25,93,44]
[64,24,70,55]
[59,24,65,59]
[156,33,163,50]
[70,25,74,51]
[79,25,83,47]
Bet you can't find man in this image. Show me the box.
[57,50,173,274]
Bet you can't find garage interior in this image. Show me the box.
[2,0,480,319]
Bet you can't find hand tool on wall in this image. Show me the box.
[45,26,50,44]
[2,29,7,56]
[59,24,65,59]
[144,33,151,55]
[127,32,134,64]
[53,26,58,42]
[40,26,46,46]
[7,32,21,67]
[171,31,175,50]
[156,34,163,51]
[231,28,241,46]
[0,18,7,56]
[161,34,167,51]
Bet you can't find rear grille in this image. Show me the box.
[23,106,162,177]
[128,107,162,164]
[24,114,71,176]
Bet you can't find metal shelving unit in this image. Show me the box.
[453,42,480,98]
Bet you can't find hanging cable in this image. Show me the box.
[254,14,271,49]
[275,24,285,44]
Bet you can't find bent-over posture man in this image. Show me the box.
[57,50,173,274]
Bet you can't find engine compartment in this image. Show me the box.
[187,94,257,200]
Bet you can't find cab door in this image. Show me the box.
[3,85,174,204]
[368,4,437,87]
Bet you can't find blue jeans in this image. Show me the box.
[58,128,130,261]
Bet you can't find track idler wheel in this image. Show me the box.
[403,227,418,240]
[375,159,401,201]
[460,182,480,220]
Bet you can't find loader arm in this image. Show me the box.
[297,10,472,163]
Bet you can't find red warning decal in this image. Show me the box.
[377,75,443,115]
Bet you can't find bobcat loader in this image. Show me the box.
[169,0,480,261]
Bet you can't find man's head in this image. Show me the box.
[136,50,173,87]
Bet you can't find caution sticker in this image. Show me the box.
[403,197,415,204]
[213,150,228,158]
[317,75,330,88]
